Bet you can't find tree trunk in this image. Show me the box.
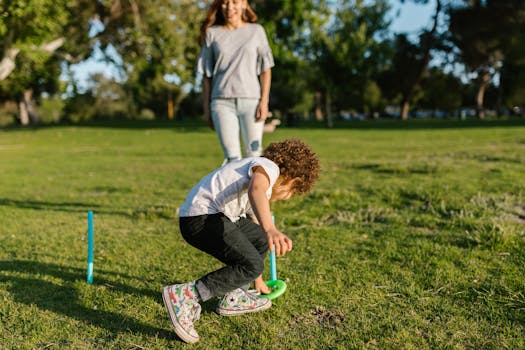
[0,48,20,80]
[18,99,30,126]
[314,91,323,121]
[325,90,333,128]
[167,96,174,119]
[401,100,410,120]
[26,89,39,124]
[476,65,490,119]
[17,89,39,125]
[173,90,186,120]
[110,0,123,20]
[1,38,64,81]
[400,0,442,121]
[129,0,143,29]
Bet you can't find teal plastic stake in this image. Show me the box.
[270,244,277,281]
[270,215,277,281]
[87,211,94,284]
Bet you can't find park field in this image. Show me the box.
[0,119,524,349]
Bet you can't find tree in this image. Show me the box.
[251,0,323,120]
[493,1,525,113]
[0,1,69,80]
[0,1,66,124]
[93,0,203,119]
[0,0,96,124]
[309,0,391,126]
[449,0,525,118]
[418,67,463,116]
[1,0,205,124]
[362,80,383,118]
[500,62,525,112]
[389,0,450,120]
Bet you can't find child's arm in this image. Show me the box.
[248,167,293,256]
[254,275,271,294]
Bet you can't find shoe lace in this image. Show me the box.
[247,288,261,296]
[245,290,258,300]
[189,302,201,322]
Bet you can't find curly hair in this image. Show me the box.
[263,139,320,194]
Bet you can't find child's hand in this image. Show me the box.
[266,228,293,256]
[254,275,271,294]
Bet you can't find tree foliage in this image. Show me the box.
[92,0,204,118]
[449,0,525,117]
[0,0,524,126]
[419,67,463,113]
[0,0,94,124]
[250,0,325,117]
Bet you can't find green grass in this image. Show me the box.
[1,119,524,349]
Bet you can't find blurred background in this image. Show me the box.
[0,0,524,128]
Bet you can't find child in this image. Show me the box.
[162,139,320,343]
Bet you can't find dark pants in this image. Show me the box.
[179,213,268,301]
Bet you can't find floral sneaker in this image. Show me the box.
[162,283,202,343]
[216,288,272,316]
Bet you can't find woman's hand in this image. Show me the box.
[258,69,271,121]
[256,100,269,121]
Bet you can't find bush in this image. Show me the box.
[137,108,156,120]
[37,95,65,124]
[0,101,18,127]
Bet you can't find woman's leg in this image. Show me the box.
[237,98,264,157]
[179,214,267,301]
[211,99,242,162]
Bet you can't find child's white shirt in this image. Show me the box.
[179,157,280,222]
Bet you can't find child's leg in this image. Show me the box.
[162,281,202,343]
[236,217,272,294]
[179,214,267,300]
[215,218,273,315]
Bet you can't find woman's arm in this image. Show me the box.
[202,76,213,129]
[256,69,271,121]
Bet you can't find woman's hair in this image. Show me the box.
[263,139,320,195]
[199,0,258,45]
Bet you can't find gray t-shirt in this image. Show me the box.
[197,23,274,99]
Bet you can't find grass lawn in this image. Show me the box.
[0,119,524,349]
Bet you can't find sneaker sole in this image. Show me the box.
[162,286,199,343]
[216,298,272,316]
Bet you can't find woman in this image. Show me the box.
[197,0,274,163]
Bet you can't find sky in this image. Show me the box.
[389,0,435,33]
[67,1,436,90]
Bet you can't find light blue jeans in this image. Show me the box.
[211,98,264,163]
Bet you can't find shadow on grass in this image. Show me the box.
[352,163,440,175]
[2,117,525,132]
[0,260,177,341]
[0,198,102,212]
[294,117,525,130]
[1,119,211,132]
[0,197,178,220]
